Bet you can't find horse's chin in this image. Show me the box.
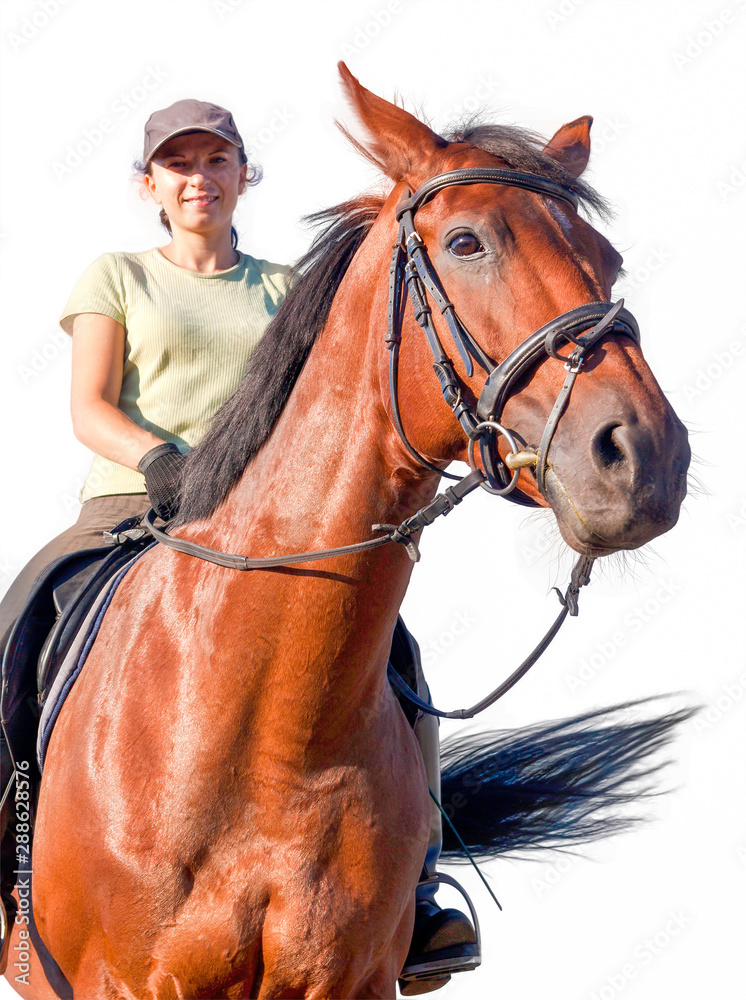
[544,469,681,557]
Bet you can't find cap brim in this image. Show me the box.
[147,126,242,162]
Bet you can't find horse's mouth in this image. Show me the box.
[543,467,679,557]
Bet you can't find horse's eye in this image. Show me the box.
[449,233,484,257]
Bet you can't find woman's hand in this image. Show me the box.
[137,443,187,520]
[70,313,164,469]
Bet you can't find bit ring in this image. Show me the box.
[468,420,521,496]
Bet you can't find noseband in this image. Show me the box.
[387,167,641,505]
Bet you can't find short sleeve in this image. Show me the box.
[255,259,294,309]
[59,253,126,335]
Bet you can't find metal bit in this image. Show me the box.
[504,450,538,470]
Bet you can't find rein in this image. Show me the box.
[142,165,642,718]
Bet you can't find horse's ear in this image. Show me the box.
[336,61,448,181]
[543,116,593,178]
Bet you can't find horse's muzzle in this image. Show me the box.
[545,408,690,554]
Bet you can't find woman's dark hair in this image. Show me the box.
[134,140,261,249]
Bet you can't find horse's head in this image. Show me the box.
[339,64,689,557]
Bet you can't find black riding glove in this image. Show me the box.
[137,443,187,521]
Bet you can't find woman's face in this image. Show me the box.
[144,131,247,238]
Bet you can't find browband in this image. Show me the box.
[396,167,580,219]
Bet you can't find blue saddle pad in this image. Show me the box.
[36,542,154,770]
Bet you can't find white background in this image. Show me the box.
[0,1,744,998]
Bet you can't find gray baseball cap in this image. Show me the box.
[143,99,245,162]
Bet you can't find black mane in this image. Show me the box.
[174,196,383,525]
[175,121,609,525]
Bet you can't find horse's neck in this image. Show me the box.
[181,248,439,738]
[210,331,435,554]
[198,214,438,556]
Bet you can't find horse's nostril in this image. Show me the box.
[594,423,626,469]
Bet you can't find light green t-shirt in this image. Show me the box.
[60,248,291,502]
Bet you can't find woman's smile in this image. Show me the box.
[184,194,219,206]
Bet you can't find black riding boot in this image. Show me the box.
[398,858,480,996]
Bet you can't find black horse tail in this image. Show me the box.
[439,698,695,861]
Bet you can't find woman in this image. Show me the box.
[0,99,290,644]
[0,96,290,971]
[0,99,476,994]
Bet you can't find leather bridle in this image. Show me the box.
[387,166,641,505]
[139,164,644,719]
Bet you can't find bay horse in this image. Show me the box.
[8,64,689,999]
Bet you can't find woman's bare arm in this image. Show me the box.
[70,313,164,470]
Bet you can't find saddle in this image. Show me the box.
[1,518,154,795]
